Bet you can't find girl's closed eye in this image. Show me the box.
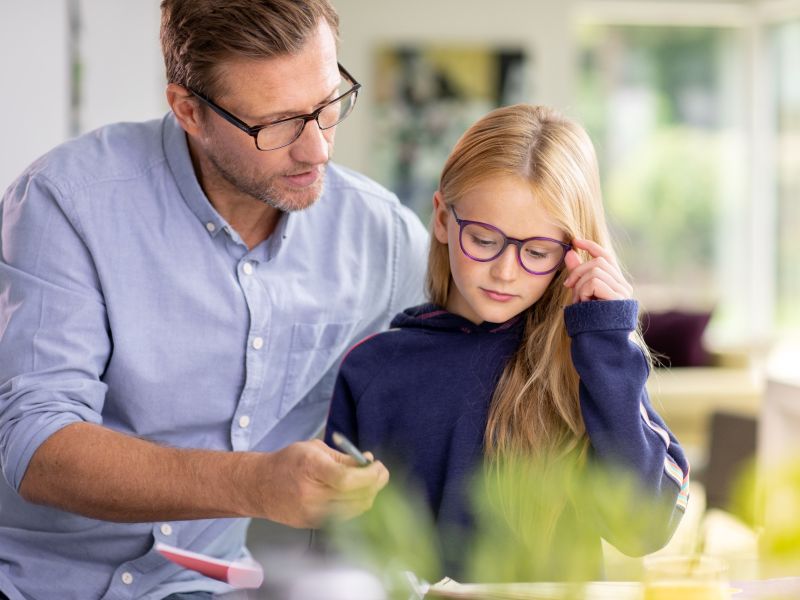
[469,232,500,249]
[521,240,565,267]
[524,246,551,261]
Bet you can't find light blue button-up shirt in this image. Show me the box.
[0,113,428,600]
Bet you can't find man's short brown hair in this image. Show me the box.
[160,0,339,97]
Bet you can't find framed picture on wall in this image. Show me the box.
[372,45,529,219]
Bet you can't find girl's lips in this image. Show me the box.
[283,169,319,187]
[482,288,516,302]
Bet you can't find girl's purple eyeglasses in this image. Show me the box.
[450,206,571,276]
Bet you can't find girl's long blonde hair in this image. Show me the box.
[427,104,647,466]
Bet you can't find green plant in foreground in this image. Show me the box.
[323,477,441,598]
[466,453,672,584]
[323,453,674,598]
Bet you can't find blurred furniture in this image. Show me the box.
[756,375,800,573]
[704,411,757,511]
[641,308,763,467]
[646,357,763,464]
[758,377,800,471]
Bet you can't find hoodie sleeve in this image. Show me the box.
[564,299,690,555]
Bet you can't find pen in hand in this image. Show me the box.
[331,431,373,467]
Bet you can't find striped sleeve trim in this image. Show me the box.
[640,403,690,510]
[667,455,691,511]
[639,402,671,448]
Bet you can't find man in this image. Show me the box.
[0,1,428,598]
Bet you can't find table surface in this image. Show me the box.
[424,576,800,599]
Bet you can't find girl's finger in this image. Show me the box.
[571,238,617,264]
[585,279,619,302]
[572,270,629,302]
[563,248,583,274]
[564,257,627,290]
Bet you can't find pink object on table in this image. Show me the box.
[155,541,264,589]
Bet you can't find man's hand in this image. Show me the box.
[252,439,389,528]
[563,238,633,304]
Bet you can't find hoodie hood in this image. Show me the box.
[390,303,525,336]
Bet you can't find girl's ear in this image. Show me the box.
[432,191,449,244]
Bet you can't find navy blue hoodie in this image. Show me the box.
[325,300,689,578]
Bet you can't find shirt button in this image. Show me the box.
[160,523,173,536]
[252,337,264,350]
[121,572,134,585]
[206,222,216,233]
[238,415,251,429]
[242,262,254,275]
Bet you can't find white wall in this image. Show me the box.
[79,0,165,133]
[0,1,164,190]
[0,1,71,190]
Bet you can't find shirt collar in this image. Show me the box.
[162,112,228,238]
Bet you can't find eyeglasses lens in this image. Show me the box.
[255,89,357,151]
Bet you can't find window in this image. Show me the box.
[772,20,800,334]
[577,23,748,343]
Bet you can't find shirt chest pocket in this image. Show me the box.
[279,319,360,418]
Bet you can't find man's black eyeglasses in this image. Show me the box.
[188,63,361,151]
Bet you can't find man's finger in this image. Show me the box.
[338,460,390,492]
[319,455,389,494]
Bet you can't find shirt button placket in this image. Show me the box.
[237,258,265,451]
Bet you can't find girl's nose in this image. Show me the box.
[489,245,520,281]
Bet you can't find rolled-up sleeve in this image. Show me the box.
[0,172,108,492]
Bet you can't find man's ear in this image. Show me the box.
[432,191,450,244]
[166,83,203,137]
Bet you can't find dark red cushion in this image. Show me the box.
[641,310,712,367]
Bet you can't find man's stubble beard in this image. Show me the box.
[206,146,329,213]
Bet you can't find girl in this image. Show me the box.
[324,104,689,579]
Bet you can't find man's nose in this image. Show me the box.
[289,118,330,165]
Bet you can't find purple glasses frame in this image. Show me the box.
[450,206,572,276]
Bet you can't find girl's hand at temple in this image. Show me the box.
[563,238,633,304]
